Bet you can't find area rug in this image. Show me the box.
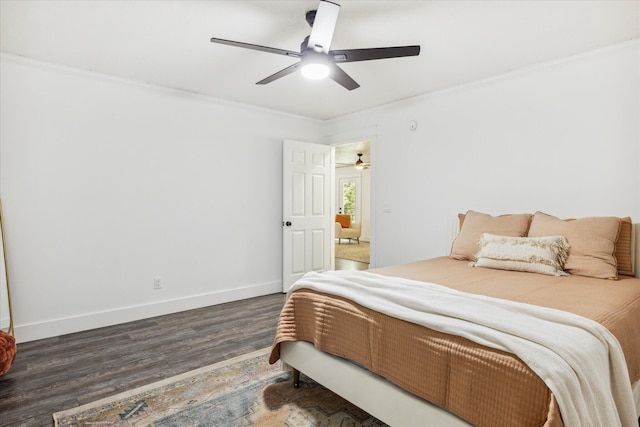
[335,242,370,263]
[53,347,386,426]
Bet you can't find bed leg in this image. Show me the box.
[293,369,300,388]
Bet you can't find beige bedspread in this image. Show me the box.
[270,257,640,426]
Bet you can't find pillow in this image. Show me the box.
[458,212,466,228]
[616,217,634,276]
[336,214,351,228]
[471,233,570,276]
[450,211,532,261]
[528,212,621,279]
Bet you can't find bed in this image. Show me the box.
[269,211,640,426]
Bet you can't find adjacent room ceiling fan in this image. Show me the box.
[354,153,370,170]
[210,0,420,90]
[337,153,370,169]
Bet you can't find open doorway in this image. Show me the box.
[334,141,371,271]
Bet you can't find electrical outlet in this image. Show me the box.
[153,277,162,290]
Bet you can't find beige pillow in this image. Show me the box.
[450,211,532,261]
[528,212,621,279]
[616,217,633,276]
[472,233,570,276]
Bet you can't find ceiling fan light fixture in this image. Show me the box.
[355,153,364,169]
[301,62,331,80]
[300,52,331,80]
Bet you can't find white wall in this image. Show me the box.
[325,40,640,267]
[2,39,638,342]
[0,54,323,342]
[361,168,371,242]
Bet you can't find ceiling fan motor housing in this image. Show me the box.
[305,10,317,27]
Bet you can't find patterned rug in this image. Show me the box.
[53,348,386,426]
[335,242,370,263]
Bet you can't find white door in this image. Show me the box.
[282,140,334,292]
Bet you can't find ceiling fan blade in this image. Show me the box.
[210,37,301,58]
[256,62,301,85]
[307,0,340,53]
[330,64,359,91]
[330,45,420,63]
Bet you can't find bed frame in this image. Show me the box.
[281,341,471,426]
[279,224,640,426]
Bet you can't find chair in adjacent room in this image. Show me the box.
[335,214,361,244]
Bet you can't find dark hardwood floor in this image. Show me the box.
[0,293,286,427]
[0,256,366,427]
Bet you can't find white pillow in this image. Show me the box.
[471,233,570,276]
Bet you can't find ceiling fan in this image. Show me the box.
[354,153,370,169]
[337,153,370,169]
[210,0,420,90]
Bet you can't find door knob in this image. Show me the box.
[283,221,292,227]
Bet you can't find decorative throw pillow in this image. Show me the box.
[450,211,532,261]
[471,233,569,276]
[528,212,621,280]
[336,214,351,228]
[615,217,634,276]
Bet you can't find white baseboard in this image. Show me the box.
[14,281,282,343]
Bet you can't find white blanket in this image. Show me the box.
[289,270,638,427]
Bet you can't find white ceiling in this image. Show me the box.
[1,1,638,120]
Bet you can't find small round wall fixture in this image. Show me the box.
[409,120,418,131]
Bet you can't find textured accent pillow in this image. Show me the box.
[528,212,621,279]
[471,233,569,276]
[616,217,634,276]
[450,211,532,261]
[335,214,351,228]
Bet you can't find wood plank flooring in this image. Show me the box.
[0,293,286,427]
[334,257,369,271]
